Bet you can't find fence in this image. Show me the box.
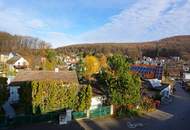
[72,106,112,120]
[72,111,87,119]
[90,106,111,119]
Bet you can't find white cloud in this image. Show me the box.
[45,0,190,47]
[0,6,47,35]
[0,0,190,47]
[77,0,190,43]
[0,8,27,34]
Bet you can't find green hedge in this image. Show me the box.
[19,80,92,114]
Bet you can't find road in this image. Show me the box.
[8,81,190,130]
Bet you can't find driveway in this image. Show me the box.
[78,82,190,130]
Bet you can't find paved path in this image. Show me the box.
[78,82,190,130]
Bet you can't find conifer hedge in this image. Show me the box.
[19,80,92,114]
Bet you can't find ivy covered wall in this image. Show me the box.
[19,80,92,114]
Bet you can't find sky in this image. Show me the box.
[0,0,190,47]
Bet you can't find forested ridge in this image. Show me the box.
[0,32,51,64]
[1,31,190,60]
[57,35,190,59]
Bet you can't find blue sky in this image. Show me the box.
[0,0,190,47]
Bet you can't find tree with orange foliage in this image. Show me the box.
[84,55,100,79]
[99,54,108,68]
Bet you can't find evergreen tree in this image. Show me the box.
[98,54,141,107]
[76,85,92,111]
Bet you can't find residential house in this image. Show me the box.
[63,55,79,70]
[9,70,106,117]
[90,87,106,110]
[135,56,165,66]
[8,70,79,103]
[7,56,29,70]
[131,64,163,80]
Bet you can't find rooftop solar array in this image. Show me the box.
[131,65,163,80]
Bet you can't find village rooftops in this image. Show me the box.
[9,70,79,86]
[131,64,163,80]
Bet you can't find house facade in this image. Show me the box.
[8,70,79,104]
[90,87,106,110]
[7,56,29,70]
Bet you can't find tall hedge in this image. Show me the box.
[20,80,78,114]
[32,80,79,114]
[19,80,93,114]
[76,85,92,111]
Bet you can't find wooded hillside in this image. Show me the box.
[0,32,51,64]
[1,31,190,60]
[57,35,190,60]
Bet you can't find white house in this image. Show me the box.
[90,88,106,110]
[7,56,29,69]
[90,95,105,110]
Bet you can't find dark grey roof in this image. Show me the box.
[6,56,21,64]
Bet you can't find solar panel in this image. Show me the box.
[131,65,163,80]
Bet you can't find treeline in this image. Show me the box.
[0,32,50,54]
[0,32,52,66]
[142,48,181,58]
[57,35,190,60]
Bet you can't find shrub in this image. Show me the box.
[140,97,155,112]
[114,105,139,118]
